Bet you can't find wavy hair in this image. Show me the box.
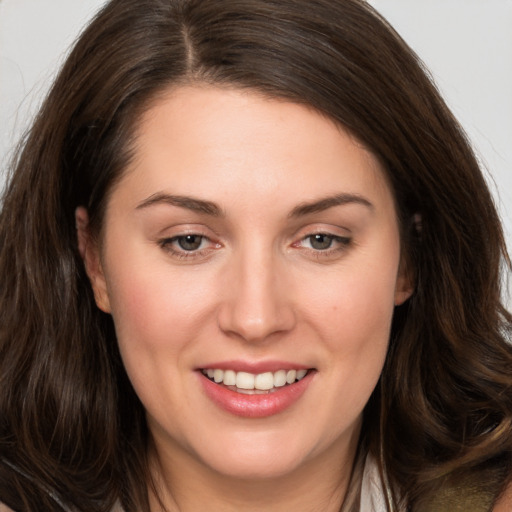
[1,0,511,510]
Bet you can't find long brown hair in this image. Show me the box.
[1,1,511,510]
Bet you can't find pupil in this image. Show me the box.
[310,234,332,250]
[178,235,202,251]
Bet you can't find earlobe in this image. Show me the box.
[394,260,415,306]
[395,217,419,306]
[75,207,111,314]
[394,284,414,306]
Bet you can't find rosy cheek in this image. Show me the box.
[105,271,161,343]
[106,264,210,350]
[310,270,396,348]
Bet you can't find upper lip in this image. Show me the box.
[197,360,313,374]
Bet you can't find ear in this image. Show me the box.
[75,207,111,313]
[394,256,414,306]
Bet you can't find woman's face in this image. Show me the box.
[82,86,412,482]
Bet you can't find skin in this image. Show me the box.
[77,85,413,511]
[494,483,512,512]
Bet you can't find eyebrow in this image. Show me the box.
[135,191,373,218]
[136,193,223,216]
[289,193,374,218]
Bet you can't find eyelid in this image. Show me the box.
[154,221,219,238]
[291,223,351,241]
[155,225,222,261]
[158,235,221,261]
[290,225,353,260]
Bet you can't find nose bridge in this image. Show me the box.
[218,240,295,342]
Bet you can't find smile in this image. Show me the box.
[201,368,309,394]
[199,366,315,417]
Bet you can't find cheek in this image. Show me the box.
[102,261,215,386]
[327,279,393,382]
[306,255,399,340]
[106,259,212,336]
[102,269,206,422]
[320,271,395,417]
[299,248,399,400]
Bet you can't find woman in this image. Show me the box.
[1,0,511,510]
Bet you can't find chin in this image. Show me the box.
[191,430,319,481]
[208,453,309,481]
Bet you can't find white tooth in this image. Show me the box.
[286,369,297,384]
[273,370,287,387]
[223,369,236,386]
[296,369,308,380]
[207,369,215,379]
[255,372,274,390]
[237,388,261,395]
[213,369,224,383]
[236,371,255,390]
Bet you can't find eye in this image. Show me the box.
[292,231,352,260]
[301,233,350,251]
[158,233,220,261]
[307,233,336,250]
[174,234,205,251]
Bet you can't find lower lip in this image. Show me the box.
[199,371,314,418]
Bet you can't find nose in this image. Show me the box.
[217,248,296,343]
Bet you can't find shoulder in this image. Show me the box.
[0,504,14,512]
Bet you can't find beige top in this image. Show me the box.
[360,455,391,512]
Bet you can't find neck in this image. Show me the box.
[147,426,362,512]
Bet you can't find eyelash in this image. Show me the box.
[158,231,351,261]
[293,233,352,259]
[158,234,218,260]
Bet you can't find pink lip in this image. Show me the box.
[197,360,311,373]
[198,369,315,418]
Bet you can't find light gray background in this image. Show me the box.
[1,0,511,293]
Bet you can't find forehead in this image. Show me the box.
[110,85,394,216]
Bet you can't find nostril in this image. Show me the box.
[217,300,296,343]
